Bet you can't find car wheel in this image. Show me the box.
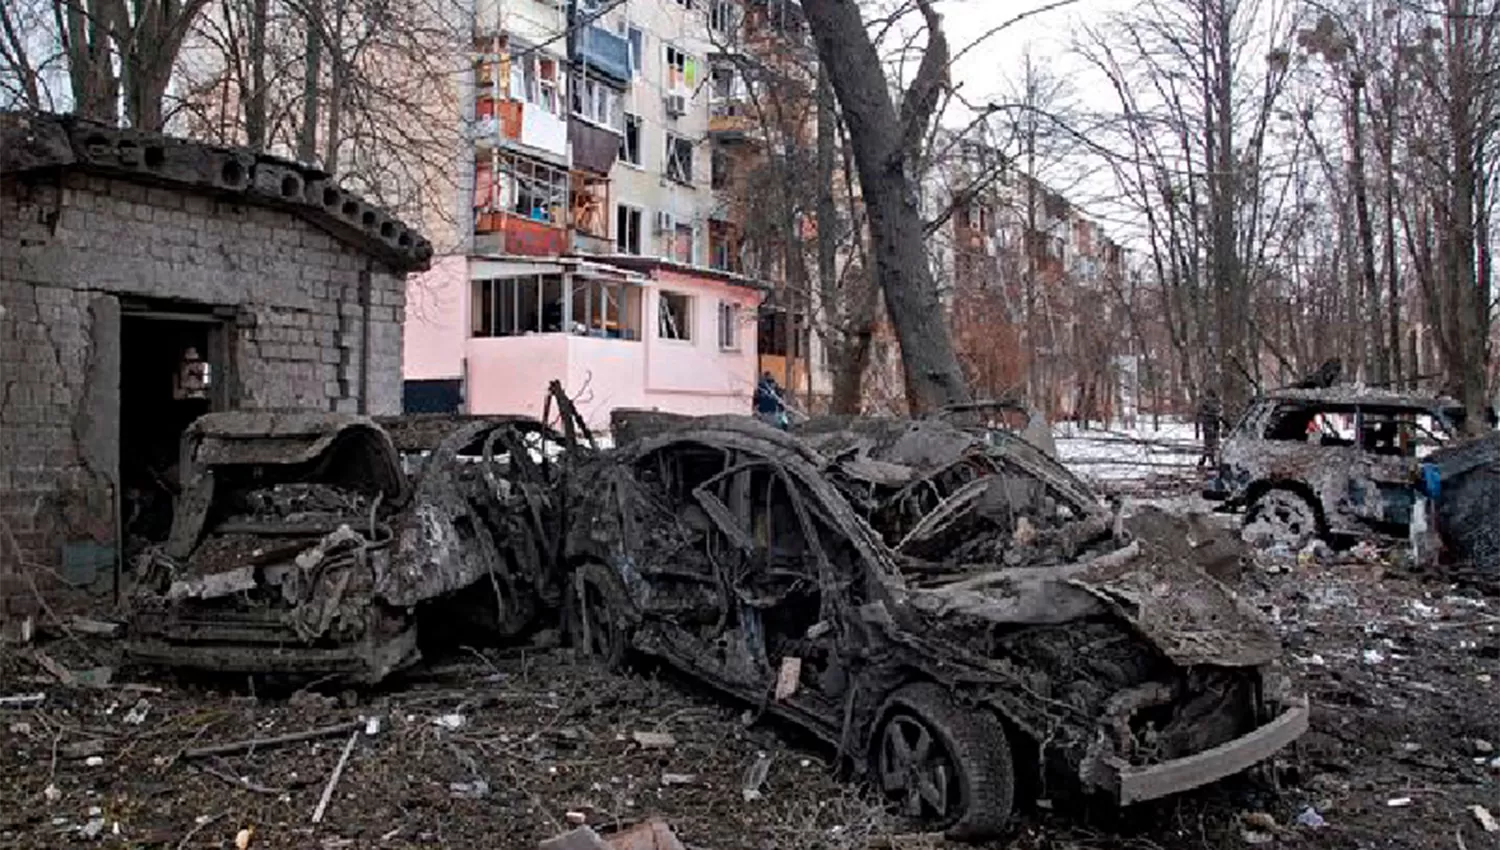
[1244,488,1321,548]
[873,683,1015,841]
[565,563,634,671]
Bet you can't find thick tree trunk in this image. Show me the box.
[799,0,970,414]
[1346,73,1384,383]
[57,0,120,123]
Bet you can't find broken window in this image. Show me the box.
[619,113,643,166]
[569,279,643,340]
[470,274,566,337]
[666,134,694,184]
[475,153,568,223]
[659,290,693,340]
[616,205,643,254]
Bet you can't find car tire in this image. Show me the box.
[1244,488,1323,548]
[872,683,1015,841]
[565,563,635,671]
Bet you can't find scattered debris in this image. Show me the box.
[184,719,365,760]
[1473,739,1494,755]
[62,739,107,759]
[1387,797,1413,808]
[68,616,123,638]
[566,811,588,825]
[235,825,255,849]
[433,713,466,731]
[630,731,676,749]
[539,826,609,850]
[449,779,490,800]
[310,729,360,824]
[1241,811,1278,831]
[1295,807,1326,828]
[123,698,150,725]
[741,752,773,802]
[84,755,104,767]
[1241,829,1274,845]
[0,692,45,708]
[774,656,801,701]
[605,819,687,850]
[659,773,697,786]
[43,783,61,802]
[1472,805,1499,833]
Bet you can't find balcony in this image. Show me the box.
[578,25,631,86]
[569,120,620,176]
[473,97,524,143]
[474,211,568,257]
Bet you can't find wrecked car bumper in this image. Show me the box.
[126,626,419,682]
[1099,697,1309,805]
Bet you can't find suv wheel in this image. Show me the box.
[873,683,1015,841]
[565,563,634,670]
[1245,488,1322,548]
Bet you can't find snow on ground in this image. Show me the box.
[1053,418,1206,492]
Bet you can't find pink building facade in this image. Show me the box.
[404,254,764,430]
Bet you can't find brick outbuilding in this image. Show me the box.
[0,112,431,614]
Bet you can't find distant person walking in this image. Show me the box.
[1197,388,1224,468]
[754,372,789,430]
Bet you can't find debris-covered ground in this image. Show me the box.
[5,539,1498,849]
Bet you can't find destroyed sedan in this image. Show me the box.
[564,415,1307,840]
[128,411,568,682]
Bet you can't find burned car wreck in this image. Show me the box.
[565,413,1307,839]
[127,411,569,682]
[1209,387,1467,545]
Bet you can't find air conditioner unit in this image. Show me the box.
[664,94,687,118]
[654,210,676,233]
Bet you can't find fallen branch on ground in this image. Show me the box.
[311,729,361,823]
[184,719,365,760]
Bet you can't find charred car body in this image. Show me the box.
[127,411,569,682]
[1209,387,1466,545]
[565,413,1307,839]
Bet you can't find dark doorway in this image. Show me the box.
[118,306,230,548]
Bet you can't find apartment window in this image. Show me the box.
[471,275,567,337]
[572,76,622,129]
[673,222,694,264]
[616,204,643,254]
[659,291,693,340]
[569,278,644,340]
[619,113,642,165]
[627,27,645,76]
[710,0,736,34]
[673,0,695,9]
[717,301,741,350]
[664,45,695,92]
[474,154,568,224]
[665,134,694,184]
[509,52,561,114]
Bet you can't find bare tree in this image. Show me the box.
[799,0,970,414]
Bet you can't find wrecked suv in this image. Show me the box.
[1211,388,1464,545]
[564,414,1307,839]
[128,411,568,682]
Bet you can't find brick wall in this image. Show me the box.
[0,170,407,593]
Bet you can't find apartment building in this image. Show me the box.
[404,0,775,428]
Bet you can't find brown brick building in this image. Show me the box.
[0,112,431,612]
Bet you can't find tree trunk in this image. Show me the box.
[799,0,971,414]
[245,0,269,149]
[297,4,322,163]
[1346,72,1384,383]
[57,0,120,124]
[815,65,837,411]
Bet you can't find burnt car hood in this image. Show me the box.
[901,541,1281,668]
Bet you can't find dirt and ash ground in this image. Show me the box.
[4,514,1500,850]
